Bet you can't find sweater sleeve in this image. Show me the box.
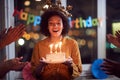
[71,40,82,78]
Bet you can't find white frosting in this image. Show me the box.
[46,53,66,63]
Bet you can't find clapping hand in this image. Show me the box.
[101,59,120,78]
[115,30,120,43]
[107,34,120,48]
[0,24,25,49]
[5,57,28,71]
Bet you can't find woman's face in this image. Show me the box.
[48,15,63,37]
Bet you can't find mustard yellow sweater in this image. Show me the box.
[31,37,82,79]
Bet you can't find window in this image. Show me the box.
[67,0,97,64]
[106,0,120,62]
[14,0,98,64]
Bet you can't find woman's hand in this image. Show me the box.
[34,58,47,79]
[63,57,73,66]
[63,57,73,75]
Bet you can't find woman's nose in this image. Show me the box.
[53,23,58,27]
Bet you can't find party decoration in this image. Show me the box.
[91,59,108,79]
[13,0,102,28]
[13,9,41,26]
[68,16,102,28]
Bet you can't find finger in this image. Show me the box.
[12,24,26,40]
[7,24,25,42]
[16,56,23,61]
[103,59,117,65]
[19,56,23,60]
[16,24,25,30]
[101,67,112,71]
[40,57,47,63]
[106,34,116,42]
[115,31,120,38]
[41,57,46,60]
[106,34,112,38]
[104,71,113,75]
[101,61,115,69]
[40,60,46,63]
[118,30,120,34]
[7,26,13,32]
[101,68,114,75]
[101,65,114,69]
[14,30,25,39]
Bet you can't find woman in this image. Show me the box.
[30,10,82,80]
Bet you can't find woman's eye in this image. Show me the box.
[48,22,61,26]
[57,23,61,25]
[48,23,53,26]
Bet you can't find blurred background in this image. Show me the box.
[1,0,120,80]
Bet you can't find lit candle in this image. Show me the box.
[49,44,53,53]
[59,41,62,53]
[55,43,58,54]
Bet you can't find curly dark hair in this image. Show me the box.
[40,10,70,36]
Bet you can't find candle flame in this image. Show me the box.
[55,43,59,54]
[49,44,53,53]
[59,41,62,53]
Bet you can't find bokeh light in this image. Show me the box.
[18,38,25,46]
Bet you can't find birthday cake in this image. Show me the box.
[46,53,66,63]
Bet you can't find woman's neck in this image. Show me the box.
[49,36,63,43]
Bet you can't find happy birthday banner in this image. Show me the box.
[13,9,41,26]
[13,9,102,28]
[68,16,102,28]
